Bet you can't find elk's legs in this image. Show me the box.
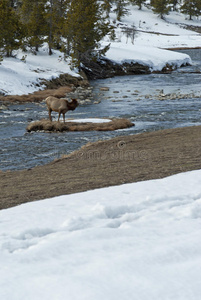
[48,109,52,121]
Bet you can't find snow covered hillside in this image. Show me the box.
[0,45,79,96]
[1,170,201,300]
[103,5,201,69]
[1,5,200,95]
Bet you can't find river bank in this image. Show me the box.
[0,52,191,106]
[1,124,201,209]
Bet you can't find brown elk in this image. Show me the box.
[46,96,79,123]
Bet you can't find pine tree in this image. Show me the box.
[151,0,171,19]
[169,0,179,11]
[0,0,23,57]
[196,0,201,17]
[129,0,146,10]
[181,0,201,20]
[53,0,71,50]
[101,0,113,17]
[113,0,129,21]
[20,0,47,52]
[45,0,54,55]
[64,0,111,68]
[45,0,70,55]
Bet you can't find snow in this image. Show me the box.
[102,5,201,69]
[1,169,201,299]
[104,43,190,71]
[0,45,79,96]
[70,118,111,123]
[1,5,201,95]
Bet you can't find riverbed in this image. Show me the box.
[0,49,201,171]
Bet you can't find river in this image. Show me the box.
[0,49,201,171]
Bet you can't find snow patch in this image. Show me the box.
[70,118,111,123]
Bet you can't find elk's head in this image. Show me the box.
[67,99,79,110]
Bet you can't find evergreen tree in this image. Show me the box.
[151,0,171,19]
[129,0,146,10]
[20,0,47,52]
[64,0,111,68]
[0,0,23,57]
[113,0,129,21]
[169,0,179,11]
[101,0,113,17]
[45,0,54,55]
[181,0,201,20]
[9,0,22,8]
[196,0,201,17]
[45,0,70,55]
[53,0,71,49]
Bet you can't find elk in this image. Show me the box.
[46,96,79,123]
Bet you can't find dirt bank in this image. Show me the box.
[0,86,73,103]
[1,125,201,210]
[0,73,89,104]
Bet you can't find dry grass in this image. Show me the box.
[0,86,73,103]
[0,72,90,104]
[26,118,134,132]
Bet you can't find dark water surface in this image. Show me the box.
[0,49,201,171]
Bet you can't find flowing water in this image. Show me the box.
[0,49,201,171]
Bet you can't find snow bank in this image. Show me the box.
[1,170,201,299]
[104,43,191,71]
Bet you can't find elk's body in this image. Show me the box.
[46,96,79,123]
